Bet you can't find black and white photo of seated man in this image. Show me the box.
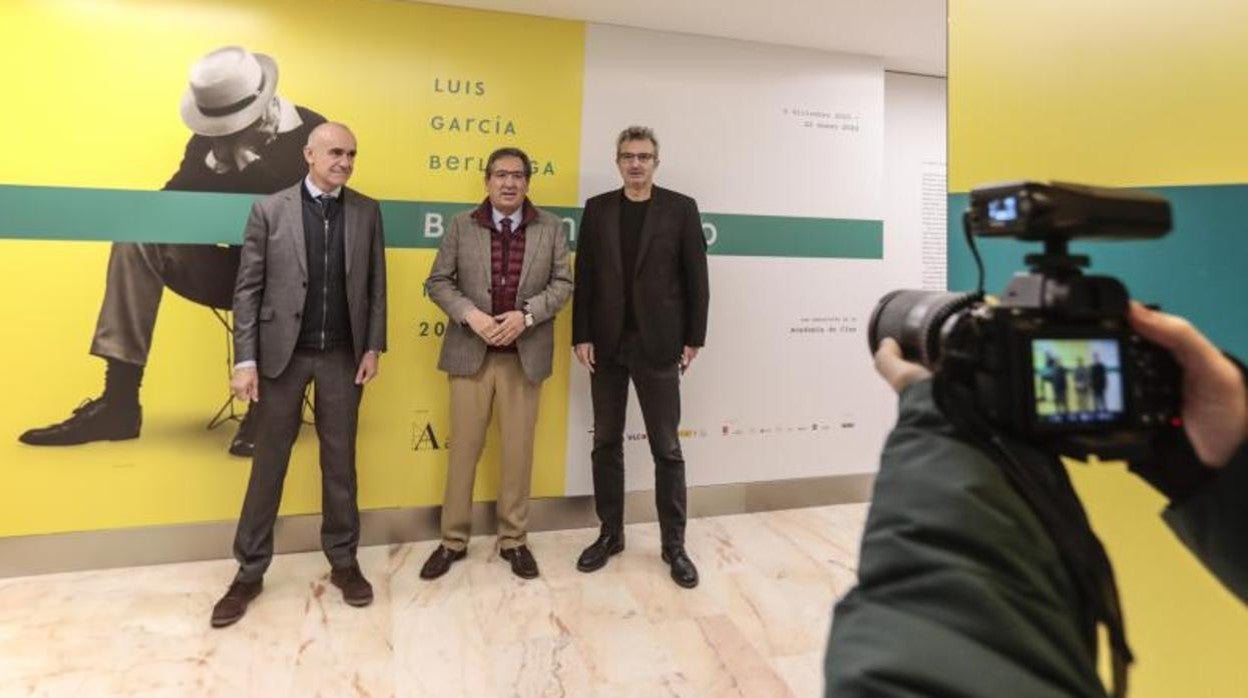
[19,46,327,456]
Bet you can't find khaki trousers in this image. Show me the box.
[442,352,540,551]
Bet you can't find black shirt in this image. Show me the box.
[619,194,650,331]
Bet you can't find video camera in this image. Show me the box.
[868,181,1182,459]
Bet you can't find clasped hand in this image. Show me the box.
[467,308,526,346]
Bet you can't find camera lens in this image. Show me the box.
[868,290,979,368]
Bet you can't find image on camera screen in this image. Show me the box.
[1030,338,1124,424]
[987,196,1018,222]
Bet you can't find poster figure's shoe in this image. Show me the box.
[19,397,141,446]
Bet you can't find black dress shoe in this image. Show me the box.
[420,544,466,580]
[211,579,263,628]
[19,397,141,446]
[228,408,257,457]
[499,545,539,579]
[661,546,699,589]
[330,564,374,607]
[576,532,625,573]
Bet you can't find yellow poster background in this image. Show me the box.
[0,0,585,536]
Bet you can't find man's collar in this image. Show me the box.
[622,184,655,202]
[492,206,523,231]
[304,175,342,199]
[473,197,537,231]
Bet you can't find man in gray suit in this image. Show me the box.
[422,147,572,580]
[210,122,387,628]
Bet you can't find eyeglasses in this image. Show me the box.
[617,152,656,163]
[489,170,527,182]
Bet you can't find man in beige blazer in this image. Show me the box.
[422,147,572,580]
[211,122,387,627]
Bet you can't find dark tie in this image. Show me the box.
[317,194,333,211]
[498,217,513,289]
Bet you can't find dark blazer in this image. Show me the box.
[572,186,709,364]
[232,181,387,378]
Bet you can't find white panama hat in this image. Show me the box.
[180,46,279,137]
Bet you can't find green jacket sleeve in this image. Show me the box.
[1161,443,1248,603]
[824,379,1107,698]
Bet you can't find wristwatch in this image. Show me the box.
[523,311,535,328]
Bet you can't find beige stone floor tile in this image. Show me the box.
[0,504,868,697]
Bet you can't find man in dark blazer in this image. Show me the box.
[210,122,387,628]
[422,147,572,581]
[18,46,324,457]
[572,126,709,588]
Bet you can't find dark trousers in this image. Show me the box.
[590,331,687,548]
[232,347,362,582]
[91,242,240,366]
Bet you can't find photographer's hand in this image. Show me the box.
[873,338,933,393]
[1129,301,1248,468]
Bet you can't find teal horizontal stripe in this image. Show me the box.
[0,184,880,259]
[947,183,1248,356]
[703,213,882,259]
[0,186,256,246]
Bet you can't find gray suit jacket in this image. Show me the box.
[425,201,572,383]
[233,181,388,378]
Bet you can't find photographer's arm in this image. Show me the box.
[1162,444,1248,604]
[825,340,1106,697]
[1127,303,1248,603]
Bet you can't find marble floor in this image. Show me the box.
[0,504,868,697]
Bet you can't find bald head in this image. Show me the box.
[306,121,354,149]
[304,122,357,191]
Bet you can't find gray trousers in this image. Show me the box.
[91,242,240,365]
[232,346,363,582]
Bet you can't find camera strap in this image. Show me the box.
[935,372,1133,698]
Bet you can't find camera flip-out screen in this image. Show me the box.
[1030,338,1124,425]
[987,196,1019,223]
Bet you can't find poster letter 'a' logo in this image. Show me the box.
[412,422,445,451]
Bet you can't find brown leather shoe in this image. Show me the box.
[330,564,374,607]
[500,545,539,579]
[211,579,263,628]
[420,544,466,580]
